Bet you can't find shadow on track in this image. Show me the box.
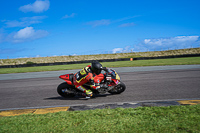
[44,94,113,100]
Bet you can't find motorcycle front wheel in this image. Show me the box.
[108,81,126,94]
[57,82,75,98]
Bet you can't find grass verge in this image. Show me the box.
[0,57,200,74]
[0,105,200,133]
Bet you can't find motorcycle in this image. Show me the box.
[57,68,126,98]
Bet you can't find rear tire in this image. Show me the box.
[57,82,75,98]
[108,81,126,94]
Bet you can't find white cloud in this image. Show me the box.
[14,27,35,39]
[110,36,200,53]
[133,36,200,51]
[112,48,123,53]
[143,36,199,48]
[12,27,48,43]
[62,13,76,19]
[86,19,111,27]
[119,22,135,27]
[21,16,47,22]
[86,15,139,28]
[19,0,50,13]
[174,36,199,42]
[4,16,47,27]
[112,46,133,54]
[114,16,140,23]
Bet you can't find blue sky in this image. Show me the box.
[0,0,200,59]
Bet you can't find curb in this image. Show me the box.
[1,100,200,117]
[0,107,69,117]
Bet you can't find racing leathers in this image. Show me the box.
[73,65,101,97]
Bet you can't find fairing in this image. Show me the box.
[59,74,73,85]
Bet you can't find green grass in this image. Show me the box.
[1,105,200,133]
[0,57,200,74]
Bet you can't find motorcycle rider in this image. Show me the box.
[73,61,106,98]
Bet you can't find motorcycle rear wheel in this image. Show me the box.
[108,81,126,94]
[57,82,75,98]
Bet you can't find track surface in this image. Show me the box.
[0,65,200,110]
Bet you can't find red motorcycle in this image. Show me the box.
[57,68,126,98]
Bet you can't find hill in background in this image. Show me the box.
[1,48,200,66]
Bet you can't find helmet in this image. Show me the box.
[91,61,103,75]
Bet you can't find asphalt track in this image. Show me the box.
[0,65,200,112]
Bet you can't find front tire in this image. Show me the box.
[108,81,126,94]
[57,82,75,98]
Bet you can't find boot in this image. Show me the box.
[76,85,93,98]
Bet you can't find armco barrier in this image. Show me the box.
[0,53,199,68]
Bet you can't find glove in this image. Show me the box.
[102,67,108,72]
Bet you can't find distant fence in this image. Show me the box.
[0,54,200,68]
